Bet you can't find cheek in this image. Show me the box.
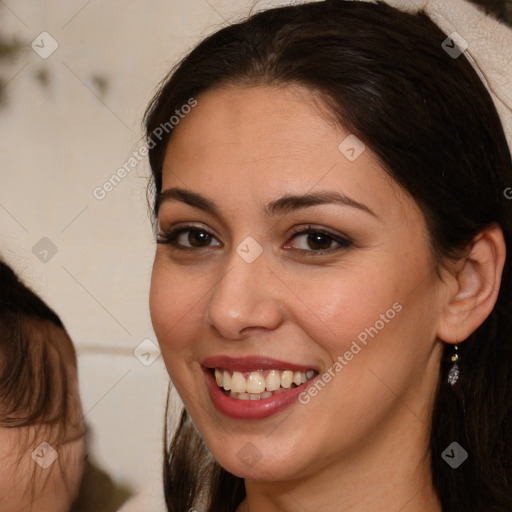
[301,271,438,420]
[301,236,433,353]
[292,254,437,411]
[291,267,402,359]
[150,260,190,344]
[149,259,210,370]
[0,443,21,512]
[0,430,85,512]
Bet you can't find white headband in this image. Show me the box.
[355,0,512,156]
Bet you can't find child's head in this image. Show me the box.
[0,260,85,511]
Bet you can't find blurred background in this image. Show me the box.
[0,0,510,510]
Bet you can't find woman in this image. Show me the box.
[143,1,512,511]
[0,260,85,511]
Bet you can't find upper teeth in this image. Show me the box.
[215,369,315,394]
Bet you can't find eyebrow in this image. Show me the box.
[156,187,380,220]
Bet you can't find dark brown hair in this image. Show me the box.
[0,259,86,508]
[0,259,80,438]
[144,1,512,510]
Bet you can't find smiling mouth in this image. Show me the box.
[213,368,317,400]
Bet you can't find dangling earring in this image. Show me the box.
[447,344,460,385]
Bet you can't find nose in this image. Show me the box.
[206,246,285,340]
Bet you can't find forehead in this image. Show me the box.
[161,84,412,221]
[166,85,340,168]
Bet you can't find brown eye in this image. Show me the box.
[186,230,213,247]
[305,232,334,250]
[157,226,222,249]
[285,228,352,254]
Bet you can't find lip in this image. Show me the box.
[201,355,315,373]
[201,355,318,420]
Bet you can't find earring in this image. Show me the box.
[447,344,460,385]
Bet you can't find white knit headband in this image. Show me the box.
[359,0,512,156]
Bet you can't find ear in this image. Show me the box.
[437,223,506,344]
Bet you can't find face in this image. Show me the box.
[0,325,85,512]
[150,84,447,482]
[0,426,84,512]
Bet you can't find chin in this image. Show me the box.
[205,434,312,482]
